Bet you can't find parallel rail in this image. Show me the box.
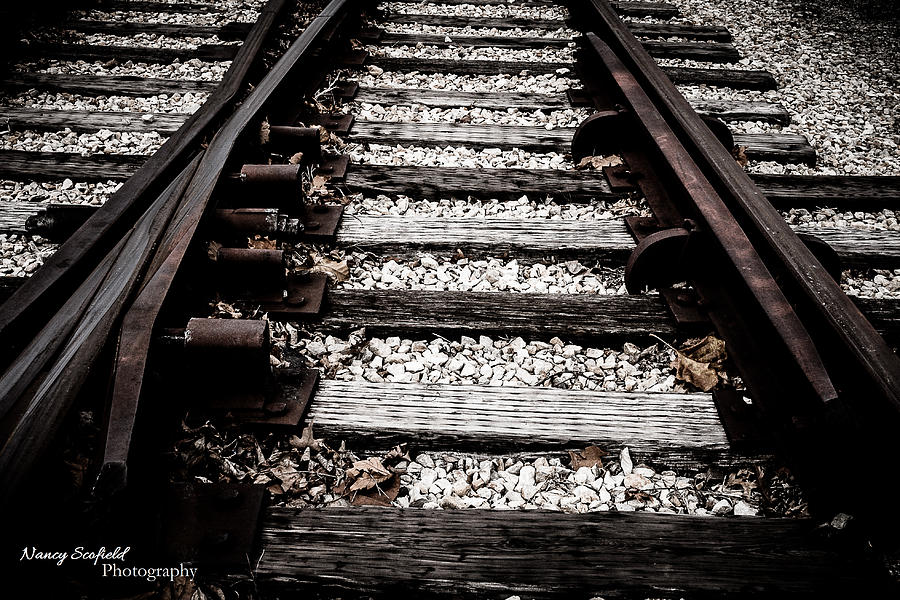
[2,0,898,596]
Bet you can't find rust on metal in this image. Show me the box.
[258,271,328,319]
[584,32,838,404]
[711,388,772,452]
[240,163,302,184]
[267,125,323,162]
[316,154,350,181]
[624,227,691,293]
[659,288,711,329]
[305,113,354,135]
[214,207,302,237]
[301,204,344,244]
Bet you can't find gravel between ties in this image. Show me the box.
[668,0,899,177]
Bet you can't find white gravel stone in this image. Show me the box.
[2,90,206,114]
[842,269,900,300]
[344,194,648,220]
[293,331,681,393]
[348,102,590,129]
[16,59,230,81]
[77,9,259,26]
[379,22,576,39]
[0,233,58,277]
[345,142,570,169]
[2,128,165,156]
[379,2,568,20]
[783,207,900,232]
[341,253,629,295]
[0,179,121,206]
[353,71,574,94]
[367,44,574,63]
[670,0,899,176]
[391,449,798,516]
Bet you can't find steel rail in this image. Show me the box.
[0,0,288,504]
[98,0,360,496]
[0,0,288,370]
[577,0,900,417]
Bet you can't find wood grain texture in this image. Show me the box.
[321,289,676,340]
[341,164,618,200]
[335,215,898,266]
[348,121,814,163]
[627,22,731,41]
[356,86,571,110]
[16,42,239,63]
[733,132,816,165]
[63,20,251,39]
[309,381,733,464]
[661,66,777,90]
[1,107,187,134]
[0,150,143,181]
[641,39,740,62]
[687,98,790,124]
[336,215,633,257]
[0,72,219,97]
[752,174,900,208]
[356,87,790,123]
[257,508,888,597]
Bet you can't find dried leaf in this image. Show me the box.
[311,174,330,190]
[345,457,392,492]
[308,256,349,282]
[568,445,607,469]
[350,474,402,506]
[675,354,718,391]
[575,155,623,170]
[207,240,222,261]
[673,335,727,392]
[259,119,270,145]
[248,235,277,250]
[291,421,323,452]
[288,151,304,165]
[733,145,749,167]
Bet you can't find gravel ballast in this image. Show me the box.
[379,2,568,20]
[289,330,681,393]
[348,103,590,128]
[15,59,231,81]
[0,179,121,206]
[345,142,571,169]
[344,194,648,219]
[355,69,575,93]
[668,0,899,177]
[340,253,628,295]
[1,129,165,156]
[379,22,576,39]
[3,91,207,114]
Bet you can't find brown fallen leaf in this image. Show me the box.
[575,155,623,170]
[657,334,728,392]
[248,235,277,250]
[290,421,323,452]
[732,145,749,167]
[568,445,607,469]
[681,335,727,367]
[345,457,393,492]
[259,119,270,145]
[288,151,304,165]
[675,354,718,391]
[349,474,402,506]
[308,255,349,282]
[311,174,330,190]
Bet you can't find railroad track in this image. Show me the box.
[2,0,900,596]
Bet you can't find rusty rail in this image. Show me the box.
[0,0,290,504]
[97,0,360,496]
[573,0,900,523]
